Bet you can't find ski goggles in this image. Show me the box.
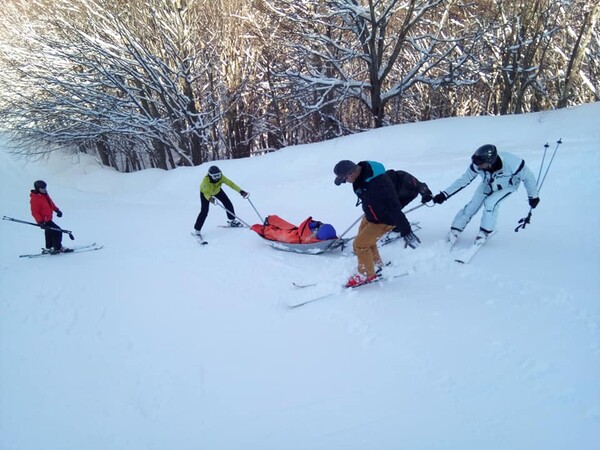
[209,172,222,181]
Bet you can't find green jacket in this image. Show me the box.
[200,175,242,201]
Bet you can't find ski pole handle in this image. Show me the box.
[514,209,533,232]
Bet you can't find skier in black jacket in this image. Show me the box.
[334,160,421,287]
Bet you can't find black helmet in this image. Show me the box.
[472,144,498,166]
[208,165,222,182]
[33,180,47,190]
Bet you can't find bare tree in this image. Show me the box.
[0,0,598,172]
[557,0,600,108]
[0,0,225,170]
[259,0,477,129]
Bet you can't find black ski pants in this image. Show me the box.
[43,220,63,250]
[194,190,236,232]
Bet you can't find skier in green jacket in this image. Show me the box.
[193,166,249,238]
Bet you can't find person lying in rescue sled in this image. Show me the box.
[250,215,337,244]
[333,160,421,288]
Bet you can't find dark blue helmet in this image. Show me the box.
[34,180,47,191]
[208,165,222,182]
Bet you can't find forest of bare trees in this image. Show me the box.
[0,0,597,172]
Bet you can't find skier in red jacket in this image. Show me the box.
[30,180,72,254]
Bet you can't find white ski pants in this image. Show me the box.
[451,184,515,233]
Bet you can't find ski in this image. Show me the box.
[378,222,421,247]
[288,271,409,309]
[19,243,103,258]
[454,241,485,264]
[292,282,317,289]
[190,232,208,245]
[291,262,393,289]
[454,232,497,264]
[287,291,338,308]
[218,224,246,229]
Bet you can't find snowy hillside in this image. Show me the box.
[1,103,599,450]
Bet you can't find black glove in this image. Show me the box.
[56,210,63,218]
[403,231,421,249]
[433,192,447,204]
[240,190,249,199]
[528,197,540,209]
[421,192,433,203]
[209,197,217,204]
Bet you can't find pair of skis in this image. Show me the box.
[450,231,497,264]
[288,232,496,308]
[19,242,103,258]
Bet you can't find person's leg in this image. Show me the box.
[450,185,487,232]
[194,195,210,232]
[215,190,236,220]
[369,224,395,269]
[44,228,52,249]
[480,189,515,233]
[46,220,63,251]
[353,218,393,277]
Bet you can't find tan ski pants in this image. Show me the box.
[353,217,395,277]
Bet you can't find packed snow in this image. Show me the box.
[1,103,599,449]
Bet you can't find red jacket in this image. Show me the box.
[30,191,59,223]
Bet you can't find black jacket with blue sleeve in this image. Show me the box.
[352,161,411,236]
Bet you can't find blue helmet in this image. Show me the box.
[208,165,222,182]
[316,223,337,240]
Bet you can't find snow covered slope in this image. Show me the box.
[1,103,599,450]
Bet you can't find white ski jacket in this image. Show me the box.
[442,152,539,199]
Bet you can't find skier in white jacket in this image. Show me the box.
[432,144,540,244]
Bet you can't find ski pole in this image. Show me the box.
[515,138,562,232]
[213,201,252,228]
[323,214,363,251]
[537,142,549,186]
[403,203,426,214]
[337,214,363,239]
[538,138,562,191]
[245,196,264,223]
[2,215,75,240]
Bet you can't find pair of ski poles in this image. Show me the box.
[515,138,562,232]
[2,215,76,240]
